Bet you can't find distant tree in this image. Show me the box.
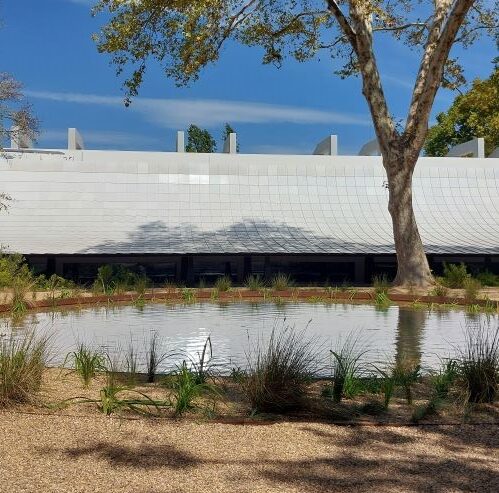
[425,65,499,157]
[185,124,217,153]
[223,123,239,152]
[1,72,38,211]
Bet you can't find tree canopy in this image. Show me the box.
[425,65,499,157]
[92,0,499,287]
[1,72,38,211]
[186,124,217,152]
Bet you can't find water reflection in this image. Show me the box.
[1,302,497,371]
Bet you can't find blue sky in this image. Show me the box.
[2,0,497,154]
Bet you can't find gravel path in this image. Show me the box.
[1,411,498,492]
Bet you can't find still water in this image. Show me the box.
[3,302,497,371]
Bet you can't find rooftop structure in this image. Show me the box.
[1,130,498,283]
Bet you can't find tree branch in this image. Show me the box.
[405,0,475,152]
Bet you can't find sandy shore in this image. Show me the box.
[1,410,498,493]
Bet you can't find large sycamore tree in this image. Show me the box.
[93,0,498,287]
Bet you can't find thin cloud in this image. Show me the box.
[26,90,372,129]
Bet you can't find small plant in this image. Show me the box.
[270,273,293,291]
[456,324,499,403]
[168,362,217,416]
[145,332,168,383]
[430,284,448,297]
[0,330,49,406]
[64,343,105,387]
[372,274,390,295]
[391,360,421,405]
[329,333,368,403]
[245,274,265,291]
[374,291,391,309]
[189,336,214,384]
[10,278,34,316]
[98,384,165,416]
[125,339,139,386]
[432,359,458,399]
[442,262,470,288]
[181,288,196,303]
[230,366,247,384]
[243,324,319,413]
[214,276,232,292]
[463,277,481,304]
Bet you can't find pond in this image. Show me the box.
[2,302,497,372]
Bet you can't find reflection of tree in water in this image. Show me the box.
[395,308,427,368]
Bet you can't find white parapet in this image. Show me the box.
[358,139,380,156]
[68,128,84,150]
[176,131,185,152]
[223,133,237,154]
[313,135,338,156]
[446,137,485,158]
[10,126,33,149]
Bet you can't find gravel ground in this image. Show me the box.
[1,411,498,493]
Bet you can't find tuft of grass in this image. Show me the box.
[391,360,421,405]
[432,359,458,399]
[189,336,214,384]
[243,324,319,413]
[145,332,169,383]
[10,278,34,316]
[270,273,294,291]
[125,339,139,386]
[329,333,368,403]
[430,284,448,297]
[374,292,391,309]
[0,330,49,406]
[245,274,265,291]
[168,362,218,416]
[64,343,105,388]
[372,274,390,295]
[181,288,196,303]
[214,276,232,292]
[476,270,499,287]
[456,324,499,403]
[442,262,470,288]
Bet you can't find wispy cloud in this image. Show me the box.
[26,90,372,128]
[40,128,163,149]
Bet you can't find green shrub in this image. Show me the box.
[181,288,196,303]
[442,263,470,288]
[329,333,368,403]
[245,275,265,291]
[189,336,214,384]
[0,253,31,288]
[243,325,319,413]
[93,264,148,294]
[145,332,169,383]
[0,330,49,406]
[214,276,232,292]
[432,359,458,399]
[270,273,294,291]
[457,324,499,403]
[476,270,499,287]
[463,278,481,303]
[392,360,421,405]
[374,291,391,309]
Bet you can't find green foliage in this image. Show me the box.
[0,253,31,288]
[463,278,481,304]
[270,273,293,291]
[145,332,168,383]
[214,276,232,292]
[391,361,421,405]
[185,124,216,153]
[425,67,499,157]
[65,344,105,388]
[223,123,239,152]
[93,264,147,294]
[329,333,368,403]
[432,359,458,399]
[457,324,499,403]
[476,270,499,287]
[245,275,265,291]
[189,336,214,384]
[374,292,391,309]
[372,274,390,295]
[0,330,49,406]
[243,325,319,413]
[430,283,449,297]
[442,262,470,288]
[168,361,217,416]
